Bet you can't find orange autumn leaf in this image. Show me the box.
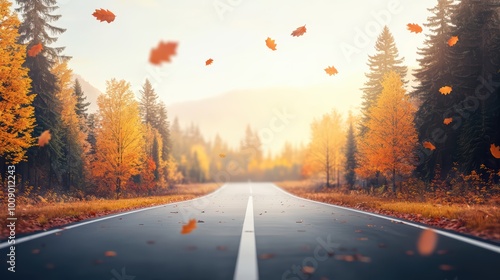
[423,141,436,151]
[181,219,197,234]
[443,118,453,125]
[324,66,338,76]
[448,36,458,47]
[104,251,117,257]
[302,266,315,274]
[291,25,307,37]
[439,86,452,95]
[265,37,277,51]
[205,58,213,66]
[38,130,51,147]
[219,153,226,158]
[149,41,178,65]
[417,228,438,256]
[490,144,500,159]
[407,23,422,33]
[28,43,43,57]
[92,9,116,23]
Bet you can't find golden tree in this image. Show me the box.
[0,0,35,165]
[358,71,418,192]
[92,79,145,198]
[305,109,345,188]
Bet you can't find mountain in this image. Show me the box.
[72,74,102,113]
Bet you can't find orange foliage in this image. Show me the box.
[27,43,43,57]
[149,41,178,65]
[265,37,277,51]
[291,25,307,37]
[181,219,197,234]
[407,23,423,33]
[92,9,115,23]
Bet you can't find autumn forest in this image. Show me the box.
[1,0,500,211]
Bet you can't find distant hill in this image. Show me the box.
[73,74,102,113]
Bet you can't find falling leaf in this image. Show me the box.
[219,153,226,158]
[302,266,315,274]
[265,37,277,51]
[38,130,51,147]
[149,41,178,65]
[407,23,422,33]
[423,141,436,151]
[104,251,117,257]
[205,58,213,66]
[448,36,459,47]
[439,264,454,271]
[181,219,197,234]
[92,9,116,23]
[443,118,453,125]
[28,43,43,57]
[490,144,500,159]
[417,228,438,256]
[439,86,453,95]
[291,25,307,37]
[324,66,338,76]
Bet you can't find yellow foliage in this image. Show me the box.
[357,71,418,188]
[0,0,35,164]
[92,79,145,197]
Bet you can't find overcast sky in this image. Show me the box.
[36,0,440,107]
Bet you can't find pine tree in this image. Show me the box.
[15,0,67,188]
[450,0,500,173]
[138,79,159,126]
[73,79,90,120]
[157,102,171,162]
[0,0,35,166]
[344,112,358,189]
[412,0,456,180]
[360,26,407,137]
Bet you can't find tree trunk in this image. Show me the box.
[392,168,396,193]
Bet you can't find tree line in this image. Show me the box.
[304,0,500,198]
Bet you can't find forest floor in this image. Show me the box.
[0,183,220,239]
[277,181,500,243]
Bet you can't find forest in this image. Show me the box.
[0,0,499,207]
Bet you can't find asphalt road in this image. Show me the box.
[1,183,499,280]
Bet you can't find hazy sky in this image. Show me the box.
[42,0,438,107]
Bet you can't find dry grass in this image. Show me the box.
[0,183,221,239]
[277,180,500,242]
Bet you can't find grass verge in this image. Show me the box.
[0,183,220,239]
[276,180,500,243]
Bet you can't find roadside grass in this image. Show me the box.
[0,183,221,239]
[277,180,500,242]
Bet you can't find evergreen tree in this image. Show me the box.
[157,102,171,162]
[344,113,358,189]
[412,0,456,180]
[15,0,67,188]
[450,0,500,173]
[138,79,159,126]
[360,26,407,137]
[73,79,90,120]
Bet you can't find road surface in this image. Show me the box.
[1,183,499,280]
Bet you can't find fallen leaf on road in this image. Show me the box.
[32,249,40,254]
[181,219,197,234]
[302,266,315,274]
[357,237,368,241]
[259,253,276,260]
[417,228,438,256]
[104,251,117,257]
[439,264,454,271]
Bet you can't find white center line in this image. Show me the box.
[233,194,259,280]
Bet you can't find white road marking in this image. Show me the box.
[234,195,259,280]
[0,184,228,249]
[273,184,500,254]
